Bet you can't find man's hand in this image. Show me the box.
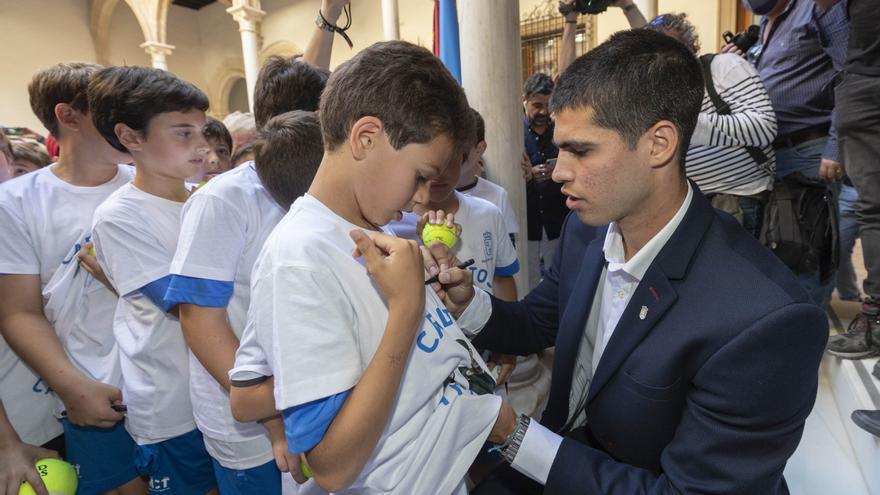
[720,42,746,57]
[421,241,475,319]
[487,353,517,386]
[488,401,518,444]
[532,164,551,183]
[350,230,425,324]
[558,0,578,20]
[819,158,845,182]
[58,377,125,428]
[263,416,309,484]
[0,441,57,495]
[521,152,534,182]
[76,242,116,295]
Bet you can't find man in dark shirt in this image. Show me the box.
[741,0,848,308]
[821,0,880,395]
[523,73,569,290]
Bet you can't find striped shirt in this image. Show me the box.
[687,53,777,196]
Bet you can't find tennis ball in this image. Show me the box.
[421,224,458,249]
[18,458,78,495]
[88,245,96,257]
[301,462,312,479]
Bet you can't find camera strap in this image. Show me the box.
[699,54,769,167]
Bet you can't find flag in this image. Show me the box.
[433,0,461,83]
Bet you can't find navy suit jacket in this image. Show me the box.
[473,186,828,494]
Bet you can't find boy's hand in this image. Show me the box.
[58,377,125,428]
[0,440,58,495]
[421,242,475,319]
[486,353,517,386]
[76,242,116,295]
[350,230,425,321]
[263,416,309,484]
[488,401,518,444]
[520,152,534,181]
[417,210,462,241]
[321,0,351,21]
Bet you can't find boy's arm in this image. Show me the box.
[0,401,58,495]
[262,415,309,484]
[303,0,351,70]
[303,231,425,493]
[178,305,239,390]
[0,275,124,428]
[230,376,277,423]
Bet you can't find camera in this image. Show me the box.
[723,25,761,53]
[560,0,612,15]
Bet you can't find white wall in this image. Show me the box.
[0,0,97,133]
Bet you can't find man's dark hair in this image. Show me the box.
[320,40,474,153]
[29,63,102,138]
[254,56,329,129]
[254,110,323,208]
[203,117,233,152]
[550,29,703,161]
[523,72,554,99]
[88,66,209,153]
[471,108,485,143]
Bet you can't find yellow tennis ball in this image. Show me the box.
[421,224,458,249]
[88,245,96,257]
[301,462,312,479]
[18,458,78,495]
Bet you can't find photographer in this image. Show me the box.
[645,13,777,237]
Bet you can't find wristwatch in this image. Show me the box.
[501,415,531,463]
[315,12,334,32]
[623,3,638,12]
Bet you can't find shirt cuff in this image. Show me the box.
[510,419,564,485]
[455,287,492,337]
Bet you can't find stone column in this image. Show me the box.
[459,0,528,294]
[227,1,266,111]
[634,0,658,20]
[381,0,400,41]
[141,41,175,71]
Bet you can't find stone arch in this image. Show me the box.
[259,39,302,64]
[89,0,173,68]
[208,60,247,118]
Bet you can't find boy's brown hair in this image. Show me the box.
[28,62,102,138]
[319,41,474,154]
[203,117,233,154]
[254,110,323,209]
[253,56,328,129]
[11,139,51,168]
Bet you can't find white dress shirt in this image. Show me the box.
[457,182,694,484]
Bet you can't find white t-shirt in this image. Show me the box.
[92,183,195,444]
[250,194,501,494]
[0,164,133,429]
[387,193,519,295]
[458,177,519,236]
[170,163,283,468]
[0,338,61,445]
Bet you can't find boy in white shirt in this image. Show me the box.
[246,41,515,494]
[88,66,216,495]
[166,110,324,494]
[0,63,144,495]
[456,109,520,246]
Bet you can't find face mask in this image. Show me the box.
[743,0,779,15]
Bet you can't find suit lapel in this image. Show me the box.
[543,237,605,430]
[586,272,677,404]
[585,181,716,405]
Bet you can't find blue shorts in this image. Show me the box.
[61,419,140,495]
[133,429,217,495]
[212,458,281,495]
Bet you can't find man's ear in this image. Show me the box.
[645,120,679,169]
[348,116,384,161]
[55,103,81,134]
[115,123,142,152]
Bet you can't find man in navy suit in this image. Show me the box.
[429,30,829,494]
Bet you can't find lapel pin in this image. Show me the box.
[639,305,648,320]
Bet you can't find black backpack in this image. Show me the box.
[759,172,839,282]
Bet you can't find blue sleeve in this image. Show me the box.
[496,259,520,277]
[140,275,177,313]
[282,389,352,454]
[164,275,234,308]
